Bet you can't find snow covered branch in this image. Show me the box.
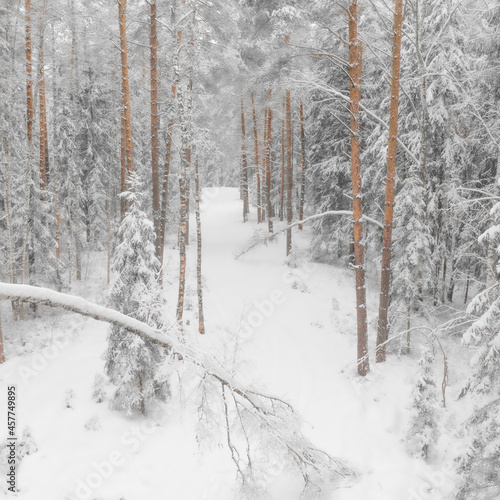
[0,282,354,493]
[235,210,383,259]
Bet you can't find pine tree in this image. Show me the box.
[406,348,439,460]
[390,166,433,353]
[105,174,170,415]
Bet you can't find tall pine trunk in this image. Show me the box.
[240,97,249,222]
[376,0,404,363]
[348,0,369,376]
[251,93,262,224]
[285,90,293,255]
[298,100,306,230]
[265,97,273,233]
[150,0,162,262]
[20,0,35,319]
[195,158,205,334]
[118,0,134,178]
[280,98,285,222]
[159,0,179,274]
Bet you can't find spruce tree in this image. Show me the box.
[406,348,439,460]
[105,173,170,415]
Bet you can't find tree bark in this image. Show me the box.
[21,0,35,319]
[118,0,134,179]
[298,100,306,230]
[280,98,285,221]
[195,158,205,334]
[240,97,249,222]
[265,94,273,233]
[39,47,48,190]
[159,0,179,274]
[348,0,369,376]
[251,93,262,223]
[120,107,127,221]
[376,0,404,363]
[150,0,162,262]
[285,90,293,255]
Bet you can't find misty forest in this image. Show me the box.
[0,0,500,498]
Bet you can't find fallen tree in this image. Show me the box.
[0,282,354,495]
[235,210,383,259]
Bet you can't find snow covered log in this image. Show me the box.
[0,283,172,347]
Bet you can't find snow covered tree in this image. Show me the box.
[105,173,170,415]
[390,165,433,353]
[406,348,439,460]
[455,398,500,500]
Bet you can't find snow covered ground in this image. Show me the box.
[0,188,469,499]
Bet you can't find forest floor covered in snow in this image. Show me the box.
[0,188,473,500]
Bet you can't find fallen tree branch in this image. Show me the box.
[0,282,353,492]
[235,210,383,259]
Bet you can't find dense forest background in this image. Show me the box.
[1,0,500,498]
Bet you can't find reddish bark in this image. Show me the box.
[348,0,369,376]
[376,0,404,363]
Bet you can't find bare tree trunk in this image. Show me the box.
[414,0,429,183]
[159,0,179,276]
[120,107,127,221]
[406,304,411,355]
[240,97,249,222]
[251,93,262,223]
[70,7,82,282]
[280,98,285,221]
[25,0,33,147]
[20,0,35,319]
[265,96,273,233]
[285,90,293,255]
[298,100,306,230]
[118,0,134,178]
[176,84,189,328]
[39,48,48,190]
[195,158,205,334]
[375,0,404,363]
[150,0,162,262]
[348,0,369,376]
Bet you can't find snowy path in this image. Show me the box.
[0,188,446,500]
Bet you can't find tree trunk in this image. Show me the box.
[280,98,285,221]
[120,107,127,221]
[20,0,35,319]
[348,0,369,376]
[150,0,162,262]
[118,0,134,179]
[375,0,404,363]
[240,97,249,222]
[25,0,33,146]
[251,93,262,223]
[176,84,189,328]
[265,97,273,233]
[298,100,306,230]
[39,47,48,190]
[159,0,179,275]
[195,158,205,334]
[285,90,293,255]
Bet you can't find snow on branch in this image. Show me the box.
[0,282,354,493]
[235,210,383,259]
